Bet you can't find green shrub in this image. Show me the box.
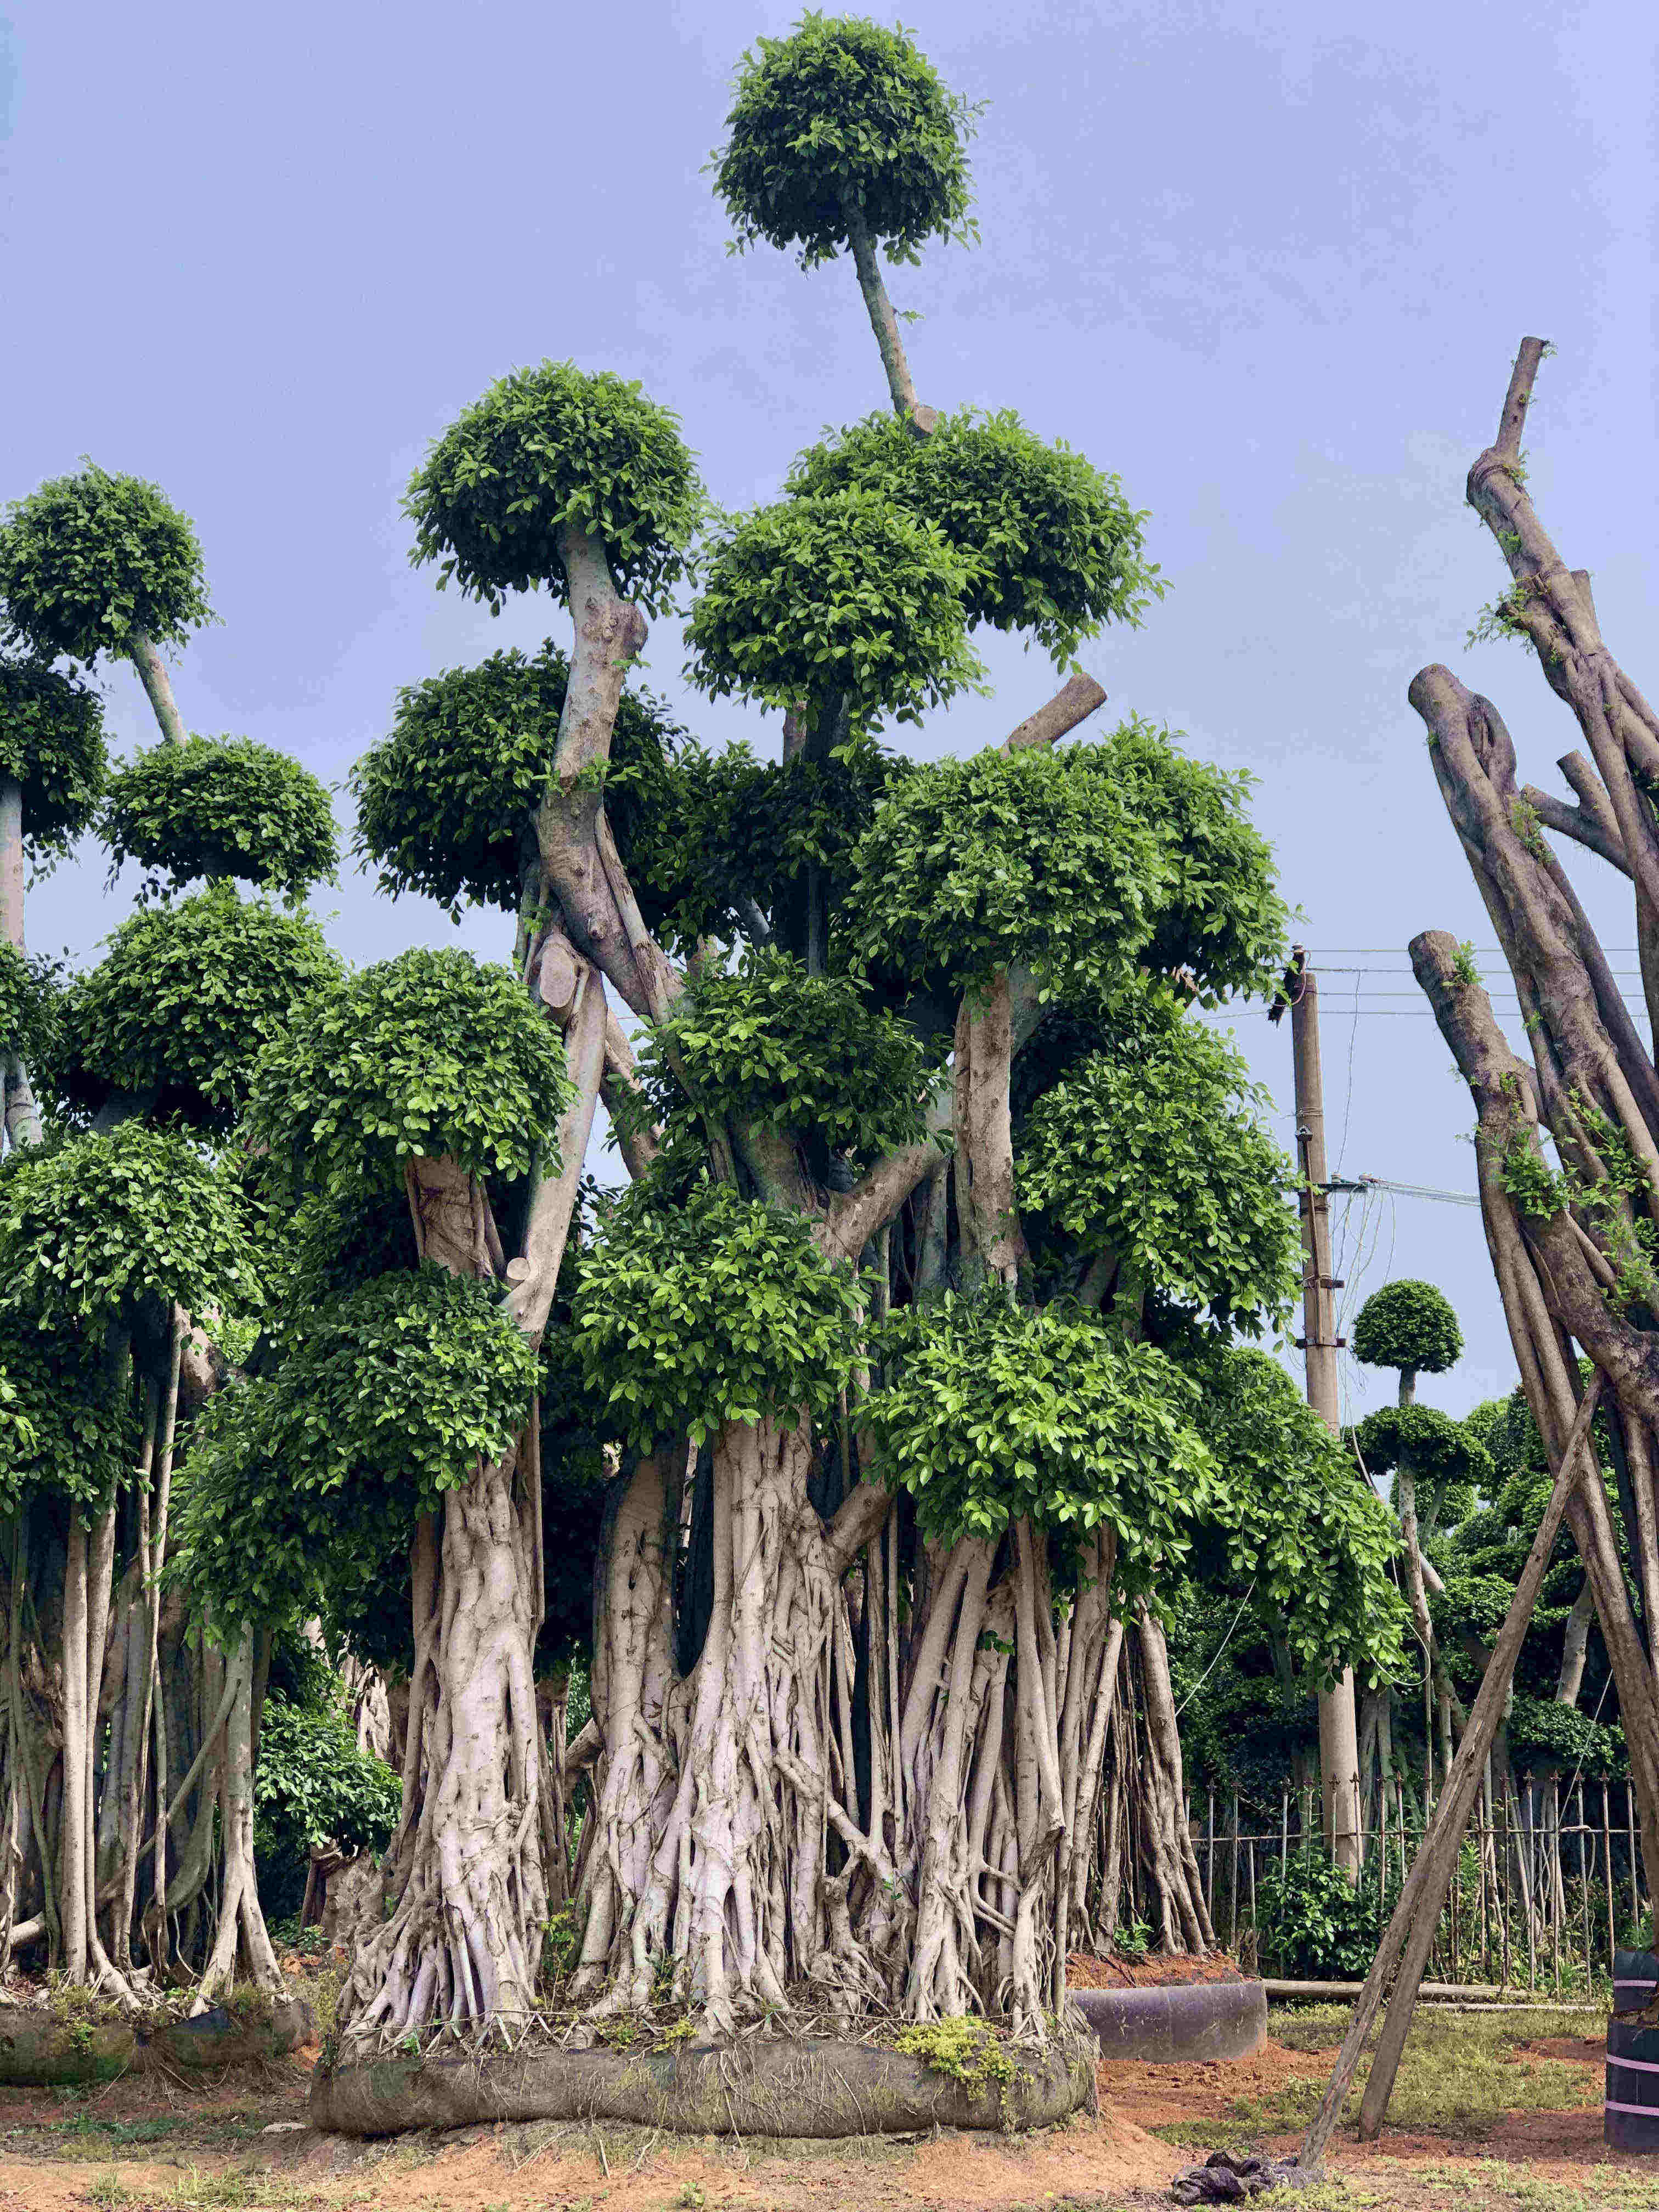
[253,1689,401,1923]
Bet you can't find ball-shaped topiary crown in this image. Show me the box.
[571,1180,863,1447]
[245,947,573,1192]
[685,487,980,727]
[1353,1278,1463,1377]
[713,14,978,269]
[404,363,702,617]
[0,464,212,664]
[101,736,338,899]
[1016,997,1300,1332]
[787,409,1160,665]
[65,883,341,1131]
[0,657,107,852]
[845,739,1162,1000]
[0,1121,255,1335]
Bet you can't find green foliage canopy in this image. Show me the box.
[245,947,571,1192]
[1353,1278,1463,1379]
[65,883,340,1130]
[788,409,1159,664]
[1187,1348,1407,1686]
[1017,997,1299,1332]
[349,642,692,929]
[174,1267,539,1635]
[0,1122,253,1336]
[861,1293,1213,1574]
[713,13,978,268]
[405,363,702,617]
[846,740,1160,999]
[686,487,981,727]
[572,1181,862,1446]
[0,658,107,852]
[0,1318,139,1517]
[101,736,338,899]
[0,464,213,664]
[639,951,940,1167]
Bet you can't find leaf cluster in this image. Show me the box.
[639,950,939,1167]
[64,883,340,1131]
[1184,1347,1407,1687]
[0,657,107,852]
[0,1314,140,1517]
[349,641,695,929]
[404,362,702,617]
[101,736,338,899]
[686,486,982,726]
[0,1122,254,1336]
[1017,994,1299,1332]
[0,462,212,663]
[571,1180,862,1446]
[0,945,64,1084]
[1352,1278,1463,1378]
[245,946,571,1192]
[788,408,1159,664]
[845,738,1158,1000]
[713,13,978,268]
[1354,1403,1494,1500]
[253,1690,402,1903]
[173,1267,539,1635]
[860,1291,1213,1569]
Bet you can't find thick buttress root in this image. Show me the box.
[337,1451,546,2046]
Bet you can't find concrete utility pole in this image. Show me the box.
[1277,949,1362,1878]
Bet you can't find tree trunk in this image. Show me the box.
[126,630,188,746]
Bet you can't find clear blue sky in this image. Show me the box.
[3,0,1655,1426]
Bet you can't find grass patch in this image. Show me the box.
[1368,2157,1659,2210]
[1224,2007,1605,2140]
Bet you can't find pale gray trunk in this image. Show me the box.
[126,629,188,746]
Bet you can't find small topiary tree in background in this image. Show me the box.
[1353,1277,1464,1406]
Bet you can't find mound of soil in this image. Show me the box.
[1069,1949,1248,1988]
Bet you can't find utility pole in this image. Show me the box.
[1274,947,1362,1878]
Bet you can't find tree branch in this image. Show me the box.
[1494,336,1549,456]
[1000,674,1106,754]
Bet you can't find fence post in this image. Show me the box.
[1206,1784,1216,1921]
[1604,1779,1617,1971]
[1229,1790,1240,1947]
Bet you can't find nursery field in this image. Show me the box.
[0,1983,1649,2212]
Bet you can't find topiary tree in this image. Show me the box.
[294,15,1395,2065]
[59,883,340,1131]
[713,12,980,425]
[0,15,1401,2085]
[0,657,106,1149]
[0,463,213,745]
[1353,1278,1463,1405]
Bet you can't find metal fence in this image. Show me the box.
[1188,1774,1646,1992]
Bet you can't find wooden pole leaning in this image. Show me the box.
[1300,1370,1604,2169]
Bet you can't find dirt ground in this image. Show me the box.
[0,1998,1650,2211]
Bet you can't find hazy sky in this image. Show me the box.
[3,0,1656,1429]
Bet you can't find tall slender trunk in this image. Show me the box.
[841,201,928,429]
[126,630,188,746]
